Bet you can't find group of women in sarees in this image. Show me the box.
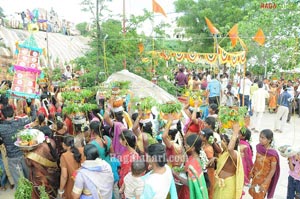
[0,77,281,199]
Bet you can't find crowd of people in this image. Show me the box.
[1,8,79,36]
[0,66,299,199]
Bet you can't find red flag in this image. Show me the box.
[228,24,238,47]
[205,17,219,34]
[152,0,167,17]
[253,28,265,46]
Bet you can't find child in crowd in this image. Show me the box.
[120,160,146,199]
[287,152,300,199]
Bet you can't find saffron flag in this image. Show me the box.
[253,28,265,46]
[205,17,219,34]
[138,42,144,54]
[152,0,167,17]
[228,24,238,47]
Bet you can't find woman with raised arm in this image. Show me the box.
[213,123,244,199]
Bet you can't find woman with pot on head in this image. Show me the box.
[58,136,84,199]
[132,111,157,155]
[183,100,205,137]
[104,96,133,156]
[213,122,244,199]
[162,114,185,168]
[173,134,209,199]
[72,144,114,199]
[72,115,89,148]
[249,129,280,199]
[141,143,178,199]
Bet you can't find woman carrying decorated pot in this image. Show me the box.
[183,100,205,137]
[162,113,185,168]
[132,111,157,155]
[213,122,244,199]
[104,96,132,157]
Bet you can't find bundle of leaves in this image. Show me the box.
[139,97,157,111]
[62,103,98,115]
[219,106,248,134]
[61,89,94,102]
[110,81,131,90]
[159,101,182,114]
[15,176,33,199]
[38,185,50,199]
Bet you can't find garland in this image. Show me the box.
[143,47,246,66]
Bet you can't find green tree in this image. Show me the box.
[174,0,300,74]
[76,22,89,36]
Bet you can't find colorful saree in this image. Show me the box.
[249,144,280,199]
[111,121,127,156]
[240,140,253,185]
[214,151,244,199]
[73,158,114,199]
[26,140,60,199]
[186,156,209,199]
[268,87,277,110]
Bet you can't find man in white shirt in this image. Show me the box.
[263,78,270,92]
[239,71,252,111]
[251,81,269,132]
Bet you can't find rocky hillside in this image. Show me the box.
[0,26,90,79]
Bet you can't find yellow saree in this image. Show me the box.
[213,151,244,199]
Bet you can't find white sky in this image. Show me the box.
[0,0,176,35]
[0,0,175,24]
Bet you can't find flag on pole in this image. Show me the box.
[138,42,144,54]
[152,0,167,17]
[205,17,219,34]
[238,37,248,51]
[252,28,265,46]
[228,24,238,47]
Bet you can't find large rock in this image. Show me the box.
[105,70,176,103]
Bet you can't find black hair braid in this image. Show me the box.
[176,120,185,147]
[90,121,109,157]
[99,123,109,157]
[70,144,82,163]
[63,136,82,163]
